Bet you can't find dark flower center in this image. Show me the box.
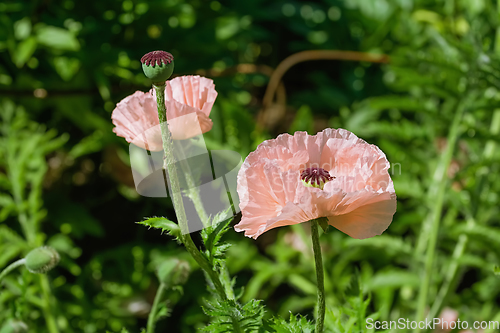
[141,51,174,67]
[300,167,334,189]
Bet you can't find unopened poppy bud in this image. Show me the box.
[24,246,60,274]
[0,320,28,333]
[141,50,174,83]
[157,259,190,286]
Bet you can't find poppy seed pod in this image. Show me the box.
[141,50,174,83]
[300,167,334,190]
[24,246,60,274]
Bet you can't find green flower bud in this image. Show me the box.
[24,246,60,274]
[0,320,28,333]
[141,51,174,83]
[157,259,190,286]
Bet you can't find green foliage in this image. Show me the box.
[202,299,265,333]
[201,209,234,268]
[268,313,314,333]
[1,0,500,331]
[288,105,314,134]
[329,275,373,333]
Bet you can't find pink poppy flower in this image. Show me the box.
[111,75,217,150]
[234,128,397,239]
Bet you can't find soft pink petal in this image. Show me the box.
[129,123,164,151]
[167,112,213,140]
[111,76,217,149]
[235,128,397,239]
[235,162,313,238]
[112,91,163,151]
[327,190,397,239]
[164,75,217,117]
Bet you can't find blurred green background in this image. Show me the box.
[1,0,500,332]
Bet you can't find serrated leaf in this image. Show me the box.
[202,299,265,333]
[201,207,234,266]
[269,312,314,333]
[137,217,181,239]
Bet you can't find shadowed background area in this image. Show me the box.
[1,0,500,332]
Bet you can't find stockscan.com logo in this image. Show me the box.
[128,119,242,234]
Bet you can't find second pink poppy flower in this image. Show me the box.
[111,75,217,150]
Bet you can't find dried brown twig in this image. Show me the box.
[258,50,389,129]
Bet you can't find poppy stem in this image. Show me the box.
[311,219,325,332]
[147,282,166,333]
[0,258,26,284]
[153,82,189,235]
[152,82,227,301]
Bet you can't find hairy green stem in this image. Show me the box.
[153,83,227,300]
[0,258,26,284]
[230,311,244,333]
[147,282,166,333]
[311,219,325,333]
[415,100,467,331]
[154,83,189,235]
[40,274,59,333]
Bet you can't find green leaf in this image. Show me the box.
[68,131,105,159]
[201,207,234,266]
[36,25,80,51]
[53,56,81,81]
[0,194,14,222]
[289,105,314,134]
[0,244,24,269]
[13,36,37,67]
[366,271,421,290]
[453,224,500,248]
[0,225,26,246]
[269,312,314,333]
[14,17,32,40]
[137,217,181,239]
[215,16,240,40]
[287,274,316,295]
[203,299,265,333]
